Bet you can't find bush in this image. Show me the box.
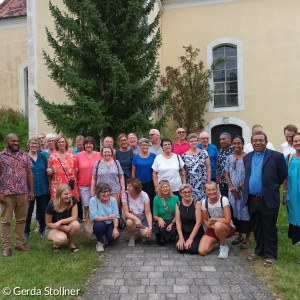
[0,108,29,151]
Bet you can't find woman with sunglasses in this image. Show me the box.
[225,136,251,249]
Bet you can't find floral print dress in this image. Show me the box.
[182,150,208,201]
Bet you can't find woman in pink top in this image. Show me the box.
[76,137,102,216]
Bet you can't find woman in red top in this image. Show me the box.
[76,136,102,216]
[47,135,79,200]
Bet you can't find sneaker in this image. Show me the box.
[128,237,135,247]
[96,242,104,252]
[40,231,46,239]
[24,233,29,244]
[218,245,229,259]
[34,222,40,234]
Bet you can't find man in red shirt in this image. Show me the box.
[0,134,34,257]
[172,128,190,156]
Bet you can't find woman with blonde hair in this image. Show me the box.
[45,184,80,252]
[47,135,79,200]
[153,180,179,245]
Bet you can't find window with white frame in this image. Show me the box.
[213,45,237,107]
[207,38,243,112]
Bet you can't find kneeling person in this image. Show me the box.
[45,184,80,252]
[89,182,120,252]
[198,181,234,259]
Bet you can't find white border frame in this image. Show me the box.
[207,37,244,112]
[205,117,250,144]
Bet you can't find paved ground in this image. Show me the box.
[81,231,275,300]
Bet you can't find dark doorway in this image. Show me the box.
[211,124,242,149]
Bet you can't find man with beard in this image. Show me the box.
[0,134,34,257]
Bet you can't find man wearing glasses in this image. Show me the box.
[148,129,163,155]
[37,133,47,152]
[217,132,234,197]
[172,128,190,156]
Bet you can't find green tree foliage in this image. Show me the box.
[161,45,214,135]
[0,108,29,151]
[35,0,168,141]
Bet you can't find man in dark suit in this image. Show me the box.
[242,131,287,266]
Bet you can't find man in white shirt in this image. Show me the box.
[244,125,275,153]
[281,124,297,158]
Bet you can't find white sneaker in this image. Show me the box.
[218,245,229,259]
[96,242,104,252]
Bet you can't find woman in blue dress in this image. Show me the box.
[283,133,300,263]
[225,136,251,249]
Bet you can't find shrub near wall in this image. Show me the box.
[0,108,29,151]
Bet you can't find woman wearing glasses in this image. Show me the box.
[152,139,186,199]
[89,182,120,252]
[225,136,251,249]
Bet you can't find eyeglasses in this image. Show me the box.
[100,190,110,194]
[163,143,172,147]
[177,131,185,134]
[149,134,156,136]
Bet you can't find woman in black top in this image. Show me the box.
[45,183,80,252]
[175,184,203,254]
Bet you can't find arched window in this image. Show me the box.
[207,38,244,112]
[213,45,237,108]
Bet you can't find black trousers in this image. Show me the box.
[219,184,229,198]
[248,195,279,259]
[142,180,155,214]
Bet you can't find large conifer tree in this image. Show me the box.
[36,0,168,141]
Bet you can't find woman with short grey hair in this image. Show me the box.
[132,138,156,212]
[89,182,120,252]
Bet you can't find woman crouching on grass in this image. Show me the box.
[45,184,80,253]
[198,181,234,259]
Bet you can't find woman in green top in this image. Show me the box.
[153,180,179,245]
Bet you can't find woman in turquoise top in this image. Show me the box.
[153,180,179,245]
[283,133,300,263]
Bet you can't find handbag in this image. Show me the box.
[176,154,184,182]
[58,158,75,190]
[83,210,94,238]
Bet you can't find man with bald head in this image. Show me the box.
[0,134,34,257]
[172,128,190,156]
[198,132,218,181]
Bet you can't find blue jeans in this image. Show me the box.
[25,194,49,235]
[93,221,119,244]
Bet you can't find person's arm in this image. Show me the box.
[180,166,186,184]
[185,201,202,249]
[132,165,136,178]
[202,208,210,228]
[119,174,125,194]
[0,193,7,206]
[282,178,288,206]
[225,171,240,199]
[175,203,185,250]
[205,157,211,182]
[27,168,34,201]
[144,202,153,237]
[152,171,159,194]
[90,175,97,197]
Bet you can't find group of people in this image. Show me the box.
[0,124,299,266]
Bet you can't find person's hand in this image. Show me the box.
[146,228,152,237]
[28,191,35,202]
[0,193,7,206]
[90,190,95,197]
[107,214,117,221]
[166,223,173,232]
[158,218,166,228]
[62,225,71,232]
[176,238,185,251]
[112,228,119,239]
[154,186,158,195]
[54,220,63,228]
[204,219,211,227]
[282,196,287,206]
[185,237,193,249]
[216,174,221,184]
[135,218,142,228]
[230,187,240,200]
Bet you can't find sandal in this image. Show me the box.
[240,241,250,249]
[247,253,259,261]
[231,237,244,245]
[53,247,60,253]
[264,259,277,267]
[70,247,79,253]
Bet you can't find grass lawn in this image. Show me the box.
[0,224,102,300]
[240,205,300,300]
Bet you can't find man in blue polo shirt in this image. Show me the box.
[197,132,218,181]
